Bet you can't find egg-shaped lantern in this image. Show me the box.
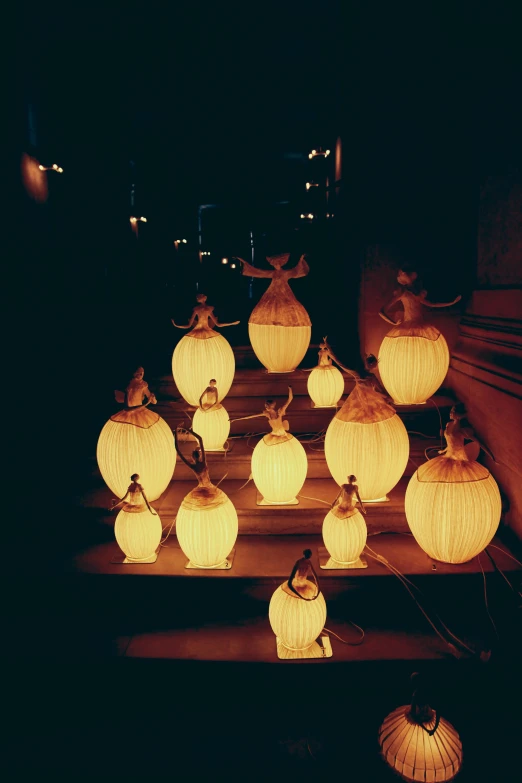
[112,476,162,563]
[405,407,501,564]
[174,428,238,568]
[379,676,462,782]
[269,550,328,659]
[325,380,409,502]
[239,253,311,373]
[97,368,175,502]
[171,294,238,406]
[307,336,345,408]
[322,477,367,567]
[377,267,460,405]
[248,387,308,504]
[192,379,230,452]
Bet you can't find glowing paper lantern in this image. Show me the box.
[174,428,238,568]
[269,550,327,658]
[239,253,311,373]
[111,474,162,563]
[247,388,307,504]
[97,369,175,502]
[378,327,450,405]
[307,336,345,408]
[379,679,462,783]
[325,381,409,501]
[322,480,367,567]
[405,413,501,563]
[377,267,460,405]
[171,294,238,406]
[193,404,230,452]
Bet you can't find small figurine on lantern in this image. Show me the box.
[171,293,239,406]
[109,473,162,564]
[97,367,176,501]
[405,403,501,564]
[235,253,311,373]
[320,475,368,569]
[379,673,462,782]
[306,336,345,408]
[269,549,330,659]
[174,427,238,569]
[378,265,461,405]
[192,379,230,452]
[234,386,308,505]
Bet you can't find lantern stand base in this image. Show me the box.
[184,549,236,570]
[393,401,427,406]
[257,492,299,506]
[111,548,160,565]
[203,447,227,452]
[310,401,338,409]
[276,636,333,660]
[318,547,368,570]
[361,496,388,503]
[264,369,297,374]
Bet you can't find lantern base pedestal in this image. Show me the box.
[276,636,333,660]
[361,496,388,503]
[311,401,339,409]
[111,548,160,565]
[318,548,368,570]
[203,446,228,452]
[257,493,299,506]
[393,401,427,406]
[184,549,236,570]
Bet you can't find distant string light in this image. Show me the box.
[130,216,147,224]
[175,238,188,244]
[221,258,228,265]
[308,148,330,160]
[39,163,63,173]
[300,213,315,220]
[230,263,237,269]
[201,251,211,256]
[305,182,319,190]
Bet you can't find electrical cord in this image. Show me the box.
[427,396,444,449]
[323,623,365,646]
[488,544,522,569]
[297,494,332,506]
[485,548,522,599]
[478,553,500,640]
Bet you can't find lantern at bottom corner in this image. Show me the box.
[115,505,162,564]
[269,550,328,659]
[322,508,367,568]
[176,485,238,569]
[379,704,462,782]
[193,404,230,452]
[307,365,344,408]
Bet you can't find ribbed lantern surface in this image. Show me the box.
[322,509,367,565]
[378,323,450,405]
[97,407,175,501]
[269,585,326,651]
[176,485,238,568]
[252,435,308,504]
[115,506,162,562]
[379,705,462,782]
[405,456,501,564]
[193,405,230,452]
[325,382,409,501]
[172,332,235,407]
[307,365,344,408]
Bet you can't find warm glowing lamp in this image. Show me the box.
[111,474,162,563]
[324,380,409,502]
[192,379,230,452]
[269,550,330,659]
[171,294,238,406]
[238,253,311,373]
[379,674,462,782]
[306,336,344,408]
[242,388,307,505]
[405,405,501,564]
[174,429,238,569]
[321,476,367,569]
[97,368,176,502]
[377,267,461,405]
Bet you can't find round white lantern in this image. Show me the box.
[176,485,238,569]
[379,704,462,782]
[325,381,409,501]
[98,385,175,503]
[252,435,308,505]
[240,253,311,373]
[322,508,367,566]
[173,332,235,407]
[307,365,344,408]
[405,455,501,564]
[193,404,230,452]
[269,550,326,654]
[115,505,162,563]
[378,325,450,405]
